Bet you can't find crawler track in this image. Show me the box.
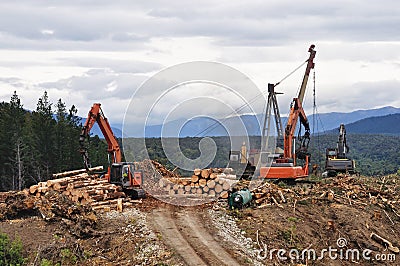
[149,206,240,266]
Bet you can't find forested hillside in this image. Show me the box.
[1,91,399,192]
[0,91,108,191]
[308,134,400,175]
[344,113,400,134]
[127,134,400,177]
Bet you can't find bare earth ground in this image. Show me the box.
[1,176,399,266]
[149,204,241,266]
[232,201,400,265]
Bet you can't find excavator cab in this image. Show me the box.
[109,163,145,198]
[326,148,338,159]
[110,163,143,187]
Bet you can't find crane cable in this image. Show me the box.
[313,70,316,135]
[274,59,308,87]
[312,69,322,171]
[194,59,309,137]
[311,68,330,172]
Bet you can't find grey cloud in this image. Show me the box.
[0,0,399,51]
[39,69,148,100]
[111,32,148,42]
[317,80,400,113]
[0,2,154,49]
[147,0,400,45]
[0,32,148,51]
[57,57,163,73]
[0,77,27,88]
[218,42,400,64]
[318,43,400,62]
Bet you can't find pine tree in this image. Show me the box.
[9,92,26,190]
[65,104,84,169]
[31,91,56,181]
[0,101,12,190]
[0,92,27,190]
[21,112,38,186]
[55,99,69,172]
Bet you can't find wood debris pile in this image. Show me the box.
[150,160,181,179]
[0,192,9,203]
[0,190,97,237]
[250,175,400,217]
[0,191,37,220]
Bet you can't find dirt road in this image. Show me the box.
[149,206,241,266]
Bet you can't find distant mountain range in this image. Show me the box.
[84,106,400,138]
[310,106,400,133]
[327,113,400,135]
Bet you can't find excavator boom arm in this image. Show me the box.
[284,99,310,159]
[79,103,121,169]
[297,45,316,104]
[337,124,348,158]
[283,45,315,160]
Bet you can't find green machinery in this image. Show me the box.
[228,189,252,209]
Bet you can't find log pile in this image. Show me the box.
[157,167,238,199]
[25,166,139,212]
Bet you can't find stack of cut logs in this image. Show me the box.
[26,166,139,212]
[158,168,238,199]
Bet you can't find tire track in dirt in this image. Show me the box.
[149,207,206,265]
[149,206,240,266]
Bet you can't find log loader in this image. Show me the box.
[79,103,145,199]
[259,45,316,179]
[229,45,316,180]
[324,123,356,177]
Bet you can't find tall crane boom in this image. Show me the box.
[259,44,316,179]
[298,45,316,104]
[79,103,121,169]
[229,45,316,180]
[283,45,316,161]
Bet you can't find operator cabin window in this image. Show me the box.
[122,166,130,185]
[123,166,129,176]
[230,154,239,161]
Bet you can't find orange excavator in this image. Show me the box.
[79,103,145,198]
[259,44,316,179]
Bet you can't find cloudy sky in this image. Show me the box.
[0,0,399,129]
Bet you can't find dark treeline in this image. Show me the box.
[2,91,398,192]
[127,134,400,177]
[308,133,400,176]
[0,91,108,191]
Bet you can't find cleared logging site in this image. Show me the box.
[1,159,399,265]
